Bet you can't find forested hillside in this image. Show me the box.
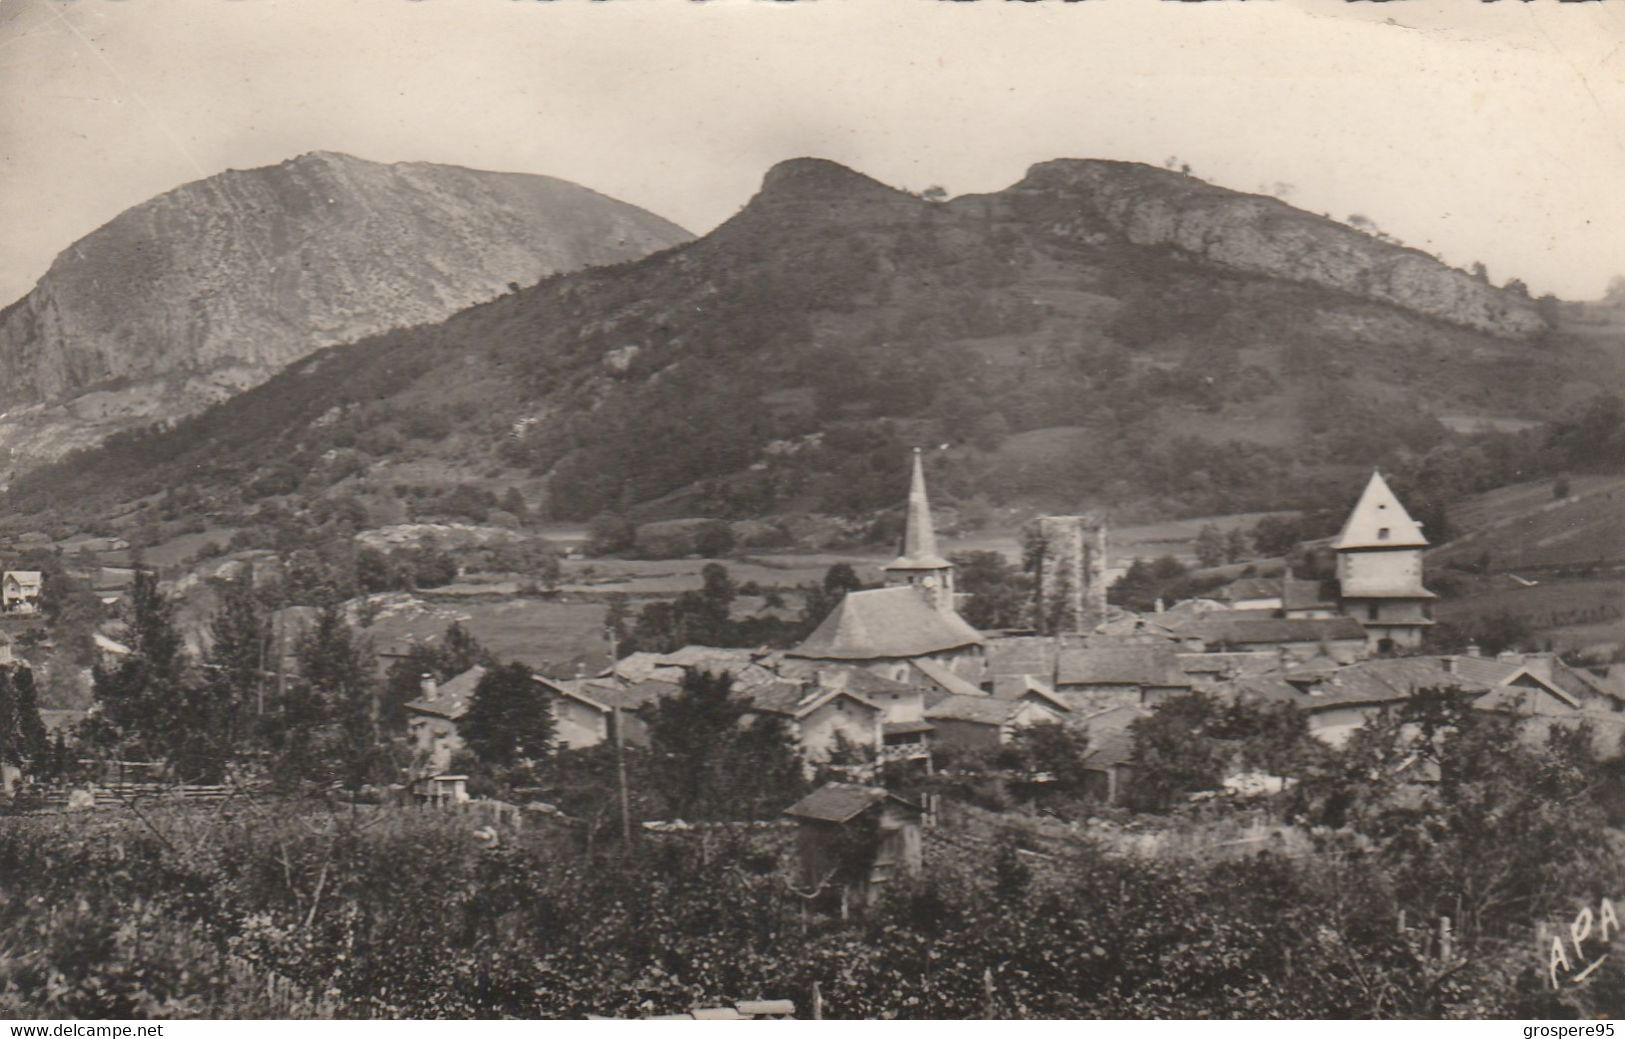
[10,157,1621,540]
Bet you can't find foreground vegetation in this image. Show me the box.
[3,687,1623,1019]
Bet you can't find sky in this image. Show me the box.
[1,0,1622,305]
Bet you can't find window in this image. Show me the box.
[1378,527,1391,540]
[1367,603,1379,621]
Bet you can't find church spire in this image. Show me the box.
[898,448,948,566]
[884,448,956,612]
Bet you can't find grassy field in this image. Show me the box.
[1434,573,1625,658]
[360,594,612,675]
[1433,477,1625,573]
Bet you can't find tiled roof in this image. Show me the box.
[1332,471,1429,550]
[883,719,935,736]
[1198,613,1367,646]
[1282,577,1340,611]
[925,690,1033,725]
[3,571,42,588]
[404,664,487,721]
[746,681,877,720]
[1438,655,1522,688]
[1078,705,1146,769]
[790,586,983,661]
[984,636,1058,679]
[1178,651,1279,679]
[1227,675,1305,705]
[1292,658,1488,710]
[911,657,985,699]
[1056,644,1188,688]
[1220,577,1281,602]
[559,678,680,713]
[784,782,917,824]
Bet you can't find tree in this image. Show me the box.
[0,666,49,783]
[1224,528,1251,564]
[92,571,199,768]
[1194,524,1225,568]
[645,669,803,820]
[294,604,378,788]
[1294,690,1613,936]
[951,550,1032,630]
[205,574,271,752]
[459,663,554,772]
[586,513,636,557]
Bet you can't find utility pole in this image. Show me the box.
[614,704,632,851]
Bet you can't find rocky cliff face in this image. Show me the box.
[1000,160,1546,340]
[0,151,691,473]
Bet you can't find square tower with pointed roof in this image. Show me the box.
[1333,471,1436,653]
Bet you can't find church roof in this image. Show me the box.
[883,449,951,572]
[789,586,984,661]
[1332,471,1429,550]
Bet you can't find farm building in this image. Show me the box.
[783,782,923,911]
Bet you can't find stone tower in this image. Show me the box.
[1332,470,1436,653]
[882,449,957,614]
[1032,514,1107,635]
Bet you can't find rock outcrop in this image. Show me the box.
[0,151,691,473]
[1004,159,1546,340]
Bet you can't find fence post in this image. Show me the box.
[811,981,823,1020]
[982,966,996,1019]
[1438,916,1453,962]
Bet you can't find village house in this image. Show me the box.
[2,571,42,615]
[923,687,1068,752]
[745,679,885,763]
[1051,641,1192,711]
[1184,612,1369,664]
[533,674,676,750]
[1215,576,1284,612]
[404,665,486,773]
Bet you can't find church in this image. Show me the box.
[787,449,984,683]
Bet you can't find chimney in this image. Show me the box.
[1442,656,1456,675]
[1464,641,1482,658]
[420,673,438,701]
[1154,598,1165,615]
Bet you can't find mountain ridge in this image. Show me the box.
[0,151,693,477]
[8,155,1613,541]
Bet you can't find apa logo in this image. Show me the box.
[1548,897,1620,989]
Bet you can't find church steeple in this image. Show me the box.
[883,449,956,612]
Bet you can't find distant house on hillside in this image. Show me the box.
[2,571,42,615]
